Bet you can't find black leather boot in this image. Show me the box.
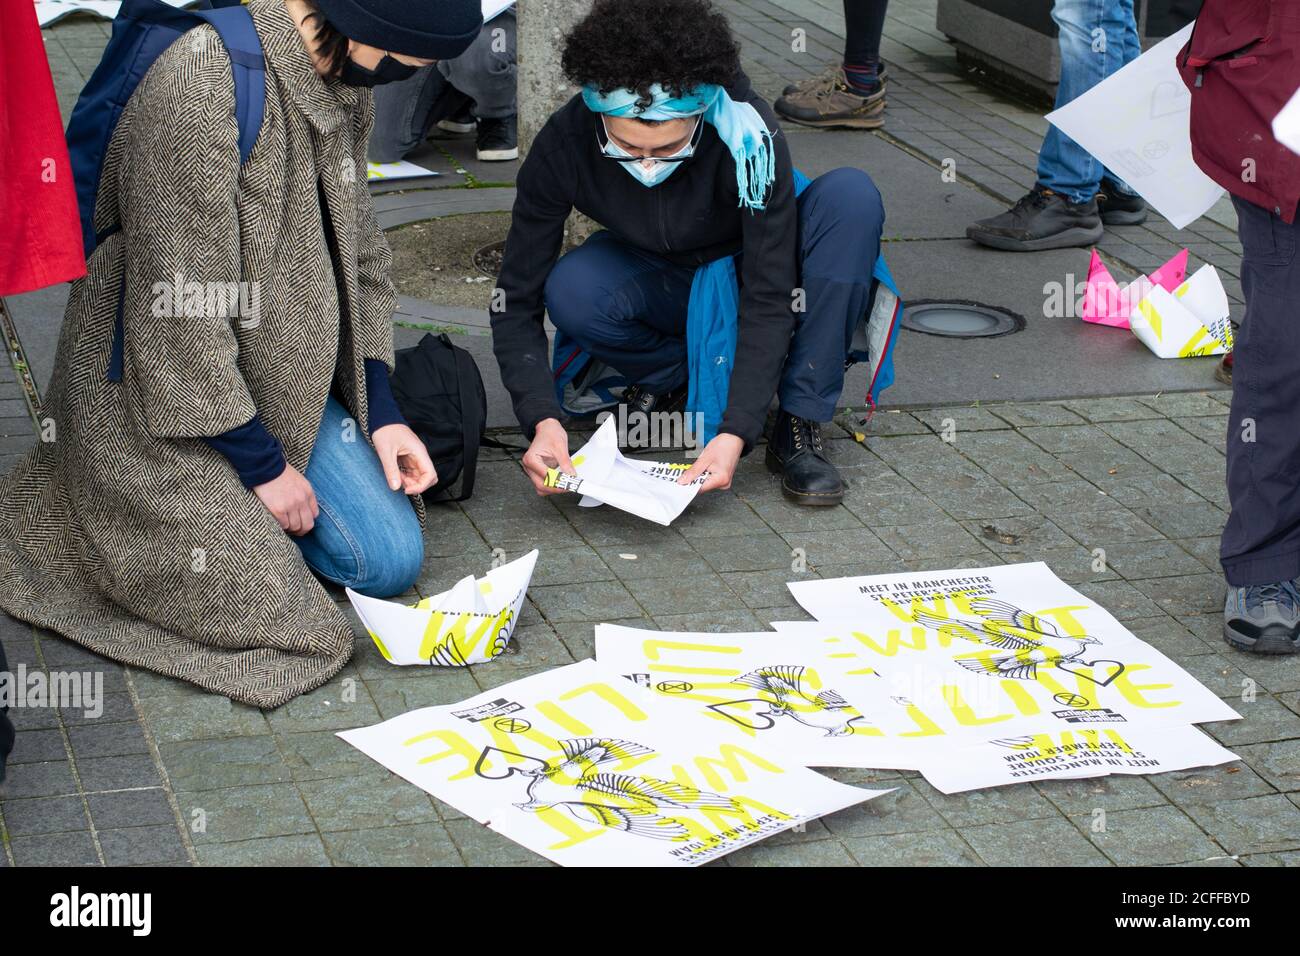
[766,411,844,506]
[966,184,1104,251]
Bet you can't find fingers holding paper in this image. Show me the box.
[523,418,576,496]
[679,433,743,493]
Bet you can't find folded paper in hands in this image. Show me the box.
[346,550,538,666]
[547,416,703,526]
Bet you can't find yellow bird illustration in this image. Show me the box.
[732,665,866,737]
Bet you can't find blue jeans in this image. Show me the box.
[543,167,884,422]
[1037,0,1141,203]
[294,397,424,598]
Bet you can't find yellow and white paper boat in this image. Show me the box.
[346,550,538,666]
[1129,264,1233,358]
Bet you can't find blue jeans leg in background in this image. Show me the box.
[1037,0,1141,203]
[295,396,424,599]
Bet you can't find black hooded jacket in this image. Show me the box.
[489,73,798,449]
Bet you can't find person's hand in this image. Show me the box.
[373,424,438,495]
[678,433,744,493]
[522,418,576,495]
[254,464,318,536]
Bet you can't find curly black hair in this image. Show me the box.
[562,0,741,108]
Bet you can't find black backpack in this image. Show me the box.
[389,333,487,502]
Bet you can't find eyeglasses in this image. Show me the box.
[596,116,704,164]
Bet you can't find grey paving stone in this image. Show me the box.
[67,720,149,759]
[1148,762,1274,807]
[97,824,190,866]
[197,834,331,867]
[780,528,895,568]
[652,609,767,632]
[989,403,1086,427]
[719,569,812,610]
[1234,739,1300,793]
[1185,794,1300,856]
[526,546,616,587]
[961,514,1076,555]
[874,519,994,561]
[911,406,1010,433]
[0,794,87,836]
[87,788,177,830]
[444,816,554,866]
[159,736,292,792]
[843,827,984,866]
[960,815,1111,866]
[1033,774,1169,815]
[10,829,100,866]
[0,759,78,799]
[321,823,465,866]
[912,777,1062,828]
[6,727,67,764]
[76,754,161,793]
[298,772,439,833]
[136,693,271,743]
[819,779,948,838]
[691,530,806,573]
[178,783,316,845]
[725,833,859,866]
[1206,696,1300,747]
[594,538,712,581]
[263,679,381,735]
[623,573,740,617]
[529,580,643,623]
[1076,805,1225,866]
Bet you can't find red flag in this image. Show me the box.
[0,0,87,297]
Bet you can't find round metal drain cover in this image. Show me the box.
[901,300,1025,339]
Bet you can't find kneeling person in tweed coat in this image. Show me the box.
[0,0,484,708]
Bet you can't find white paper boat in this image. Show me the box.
[549,416,702,526]
[1129,264,1233,358]
[346,550,537,666]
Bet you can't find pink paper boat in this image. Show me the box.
[1082,248,1189,329]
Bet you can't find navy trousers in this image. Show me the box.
[1222,195,1300,587]
[543,167,885,423]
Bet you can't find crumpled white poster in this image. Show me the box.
[1046,24,1224,229]
[782,562,1241,733]
[338,660,888,866]
[594,624,923,770]
[346,550,537,666]
[548,416,702,526]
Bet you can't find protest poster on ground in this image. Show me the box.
[783,562,1241,734]
[1046,24,1223,229]
[595,624,923,770]
[338,660,888,866]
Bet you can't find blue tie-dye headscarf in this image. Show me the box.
[581,83,776,211]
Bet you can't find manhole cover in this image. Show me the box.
[473,240,506,278]
[901,300,1025,338]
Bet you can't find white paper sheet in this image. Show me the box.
[1046,24,1224,229]
[1273,84,1300,156]
[594,624,924,770]
[783,563,1240,732]
[482,0,515,22]
[552,416,703,526]
[919,722,1236,794]
[346,550,537,666]
[338,660,888,866]
[365,160,441,182]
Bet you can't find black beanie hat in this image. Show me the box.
[314,0,484,60]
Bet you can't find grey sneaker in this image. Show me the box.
[1224,580,1300,654]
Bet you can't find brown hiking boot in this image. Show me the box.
[781,61,889,97]
[775,68,886,129]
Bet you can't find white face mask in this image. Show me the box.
[601,118,697,187]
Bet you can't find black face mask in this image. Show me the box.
[339,54,419,88]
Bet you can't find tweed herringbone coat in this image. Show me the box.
[0,0,415,708]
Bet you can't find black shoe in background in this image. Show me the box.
[765,410,844,506]
[476,115,519,161]
[622,382,688,417]
[966,184,1105,252]
[1096,178,1148,225]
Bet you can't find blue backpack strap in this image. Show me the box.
[64,0,264,381]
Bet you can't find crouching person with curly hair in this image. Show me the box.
[491,0,893,506]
